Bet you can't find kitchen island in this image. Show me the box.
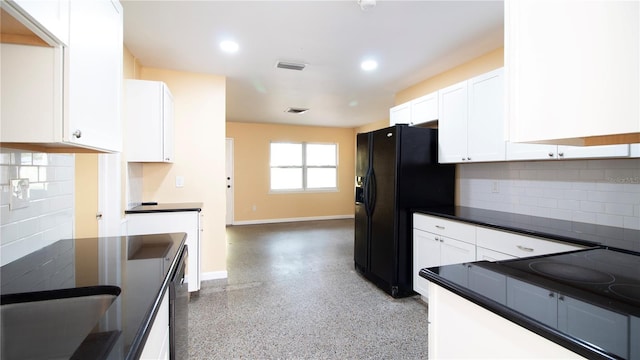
[0,232,186,359]
[421,248,640,359]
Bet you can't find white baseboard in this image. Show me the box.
[232,214,354,226]
[201,271,228,281]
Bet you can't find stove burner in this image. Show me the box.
[609,284,640,303]
[529,261,616,284]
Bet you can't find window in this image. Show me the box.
[270,142,337,191]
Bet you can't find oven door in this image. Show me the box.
[170,245,188,360]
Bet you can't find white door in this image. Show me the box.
[225,138,234,225]
[98,153,122,237]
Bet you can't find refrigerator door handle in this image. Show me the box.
[368,170,377,215]
[363,175,371,216]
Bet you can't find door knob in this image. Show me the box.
[227,185,231,188]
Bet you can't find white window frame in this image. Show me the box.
[269,141,338,193]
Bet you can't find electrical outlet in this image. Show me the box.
[252,205,257,212]
[491,181,499,193]
[9,179,30,210]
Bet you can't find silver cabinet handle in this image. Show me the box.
[548,152,554,157]
[165,157,171,161]
[434,236,439,242]
[548,292,555,298]
[517,245,534,252]
[435,225,445,230]
[72,130,82,139]
[558,152,564,157]
[439,238,444,243]
[558,295,565,301]
[467,157,471,161]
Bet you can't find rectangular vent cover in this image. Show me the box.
[277,61,306,71]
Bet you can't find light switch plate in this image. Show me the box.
[9,178,30,210]
[175,176,184,188]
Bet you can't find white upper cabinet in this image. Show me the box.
[467,68,506,162]
[439,68,506,163]
[66,0,123,152]
[507,142,630,161]
[438,80,468,163]
[506,0,640,146]
[389,91,438,126]
[409,91,438,126]
[0,0,123,153]
[389,102,411,126]
[3,0,70,46]
[125,80,175,163]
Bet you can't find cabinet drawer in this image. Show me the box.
[413,214,476,244]
[476,227,584,258]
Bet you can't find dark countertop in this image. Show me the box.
[125,202,203,214]
[415,206,640,253]
[421,248,640,360]
[0,233,187,360]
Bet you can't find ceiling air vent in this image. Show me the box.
[285,107,309,114]
[276,61,306,71]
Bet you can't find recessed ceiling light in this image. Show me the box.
[361,59,378,71]
[220,40,239,53]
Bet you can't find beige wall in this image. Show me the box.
[138,67,227,274]
[395,47,504,105]
[74,154,99,237]
[226,122,355,222]
[355,118,389,134]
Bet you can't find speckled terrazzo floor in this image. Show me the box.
[187,219,429,359]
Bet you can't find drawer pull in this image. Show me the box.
[435,225,445,230]
[517,245,534,252]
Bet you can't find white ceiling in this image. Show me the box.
[122,1,504,128]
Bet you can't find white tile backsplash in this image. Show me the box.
[0,148,75,266]
[458,158,640,230]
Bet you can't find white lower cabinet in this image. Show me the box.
[476,227,584,258]
[140,290,169,360]
[127,211,201,292]
[412,216,476,299]
[476,246,516,262]
[507,278,629,359]
[413,213,585,300]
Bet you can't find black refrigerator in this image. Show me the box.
[354,125,455,298]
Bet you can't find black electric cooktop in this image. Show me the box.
[502,248,640,312]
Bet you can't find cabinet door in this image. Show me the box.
[139,290,170,360]
[162,85,174,162]
[389,102,410,126]
[438,80,468,163]
[476,246,516,262]
[557,144,629,159]
[440,236,475,266]
[410,91,438,125]
[9,0,70,45]
[631,144,640,158]
[467,68,506,162]
[66,0,123,152]
[558,295,628,359]
[507,278,558,328]
[412,229,441,297]
[506,142,558,161]
[506,0,639,143]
